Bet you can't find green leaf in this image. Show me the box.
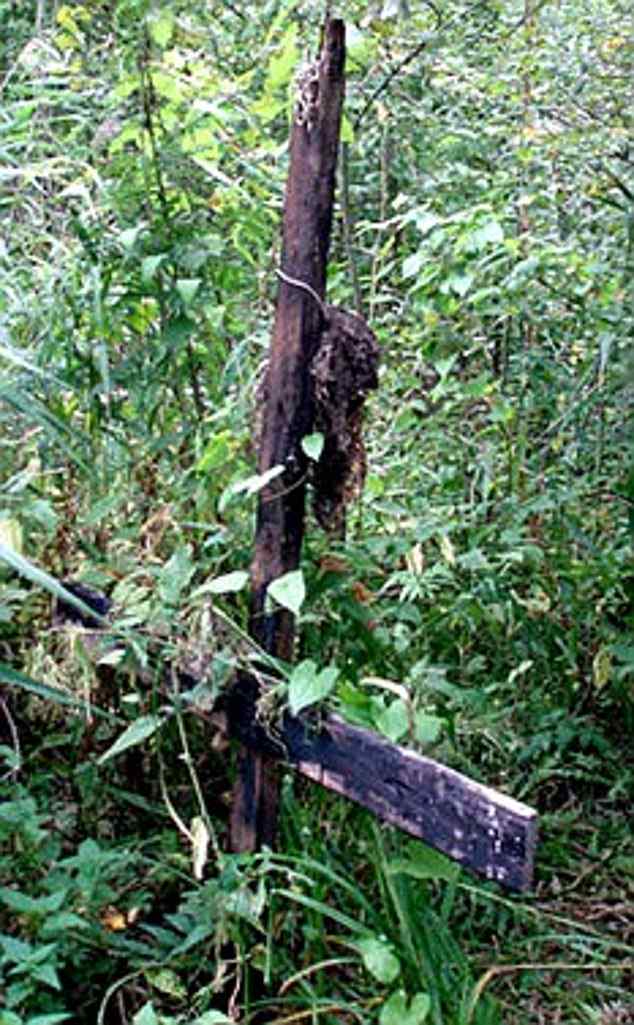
[443,271,473,296]
[251,94,285,123]
[176,278,201,305]
[97,715,164,765]
[0,518,22,555]
[340,114,355,144]
[222,465,285,504]
[388,843,459,882]
[132,1005,159,1025]
[266,24,298,89]
[148,10,174,47]
[0,887,65,914]
[28,1016,72,1025]
[151,70,182,101]
[26,499,58,532]
[0,933,32,962]
[32,960,61,990]
[414,712,443,745]
[374,698,409,743]
[196,430,235,473]
[288,660,339,716]
[198,571,249,595]
[301,432,324,461]
[141,254,165,283]
[380,990,431,1025]
[145,967,186,998]
[193,1014,234,1025]
[402,251,424,278]
[267,569,305,615]
[159,546,195,607]
[120,224,145,250]
[357,936,400,983]
[0,1010,21,1025]
[471,218,504,247]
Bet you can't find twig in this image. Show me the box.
[0,696,20,780]
[354,33,434,131]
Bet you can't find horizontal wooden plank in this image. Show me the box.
[53,588,537,891]
[225,675,537,892]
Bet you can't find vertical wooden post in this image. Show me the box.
[230,20,346,851]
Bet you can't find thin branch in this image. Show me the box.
[0,697,20,780]
[354,33,434,131]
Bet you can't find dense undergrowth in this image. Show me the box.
[1,1,633,1023]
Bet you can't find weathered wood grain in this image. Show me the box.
[231,18,348,852]
[225,675,537,892]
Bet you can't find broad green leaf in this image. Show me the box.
[357,936,400,984]
[414,712,443,745]
[141,254,165,283]
[176,278,201,305]
[26,499,58,532]
[199,571,249,595]
[0,1008,21,1025]
[288,660,339,716]
[464,219,504,251]
[151,70,182,101]
[0,745,20,771]
[83,493,124,526]
[443,271,473,296]
[196,430,235,473]
[114,75,142,99]
[148,11,174,47]
[119,224,145,250]
[251,94,285,123]
[159,546,195,607]
[33,961,61,990]
[301,432,324,461]
[97,715,163,765]
[0,1012,21,1025]
[0,932,32,960]
[380,990,431,1025]
[374,698,409,743]
[402,251,424,278]
[0,887,65,914]
[0,518,22,555]
[340,114,355,144]
[163,315,195,348]
[132,1005,159,1025]
[267,569,305,615]
[145,966,186,998]
[265,24,298,90]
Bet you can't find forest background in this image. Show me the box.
[0,1,633,1024]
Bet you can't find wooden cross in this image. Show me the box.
[228,19,537,893]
